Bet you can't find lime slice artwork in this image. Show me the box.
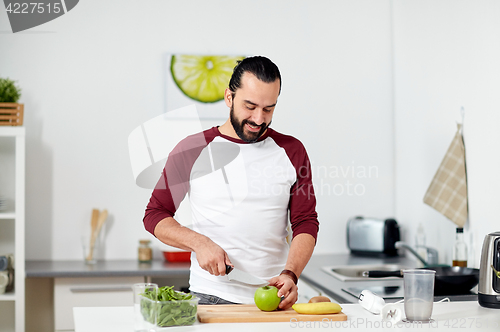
[170,55,246,103]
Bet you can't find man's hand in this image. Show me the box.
[268,274,298,310]
[154,217,232,276]
[194,237,233,276]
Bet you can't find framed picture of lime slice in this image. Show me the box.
[165,54,246,119]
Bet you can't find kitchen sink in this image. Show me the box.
[322,264,412,281]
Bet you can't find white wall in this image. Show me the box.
[4,1,496,265]
[0,0,395,260]
[393,0,500,267]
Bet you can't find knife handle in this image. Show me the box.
[362,270,403,278]
[225,264,233,274]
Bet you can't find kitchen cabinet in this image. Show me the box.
[0,127,25,332]
[54,276,143,331]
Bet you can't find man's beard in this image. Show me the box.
[230,104,270,143]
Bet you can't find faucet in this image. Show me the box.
[395,241,439,266]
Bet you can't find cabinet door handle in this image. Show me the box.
[70,285,132,293]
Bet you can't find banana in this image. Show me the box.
[292,302,342,315]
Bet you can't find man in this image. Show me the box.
[144,56,319,309]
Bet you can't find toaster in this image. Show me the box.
[346,216,400,257]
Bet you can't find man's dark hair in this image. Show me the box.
[228,56,281,94]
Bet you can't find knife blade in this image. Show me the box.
[225,265,268,286]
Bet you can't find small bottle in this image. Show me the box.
[138,240,152,263]
[452,227,467,267]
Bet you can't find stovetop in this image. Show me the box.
[342,285,478,302]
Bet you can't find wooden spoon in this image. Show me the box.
[86,209,108,261]
[90,209,99,238]
[94,209,108,239]
[85,209,99,260]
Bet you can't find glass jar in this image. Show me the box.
[138,239,152,263]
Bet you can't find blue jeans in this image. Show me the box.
[191,291,239,305]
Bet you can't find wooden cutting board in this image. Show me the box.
[197,304,348,323]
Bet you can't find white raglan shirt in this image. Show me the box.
[144,127,319,303]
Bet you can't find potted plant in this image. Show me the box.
[0,78,23,126]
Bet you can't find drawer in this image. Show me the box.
[54,276,144,331]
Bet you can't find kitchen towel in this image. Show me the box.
[423,123,468,227]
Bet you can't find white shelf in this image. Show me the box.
[0,293,16,302]
[0,212,16,219]
[0,126,25,332]
[0,127,25,137]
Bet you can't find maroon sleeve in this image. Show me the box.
[270,130,319,241]
[143,129,216,235]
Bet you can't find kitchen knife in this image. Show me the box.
[225,265,268,286]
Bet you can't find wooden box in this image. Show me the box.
[0,103,24,126]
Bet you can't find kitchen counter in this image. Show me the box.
[73,301,500,332]
[26,254,478,302]
[300,253,478,303]
[25,259,190,278]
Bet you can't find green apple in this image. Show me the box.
[254,286,281,311]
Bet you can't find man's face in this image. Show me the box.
[225,72,280,143]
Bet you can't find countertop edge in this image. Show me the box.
[25,259,191,278]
